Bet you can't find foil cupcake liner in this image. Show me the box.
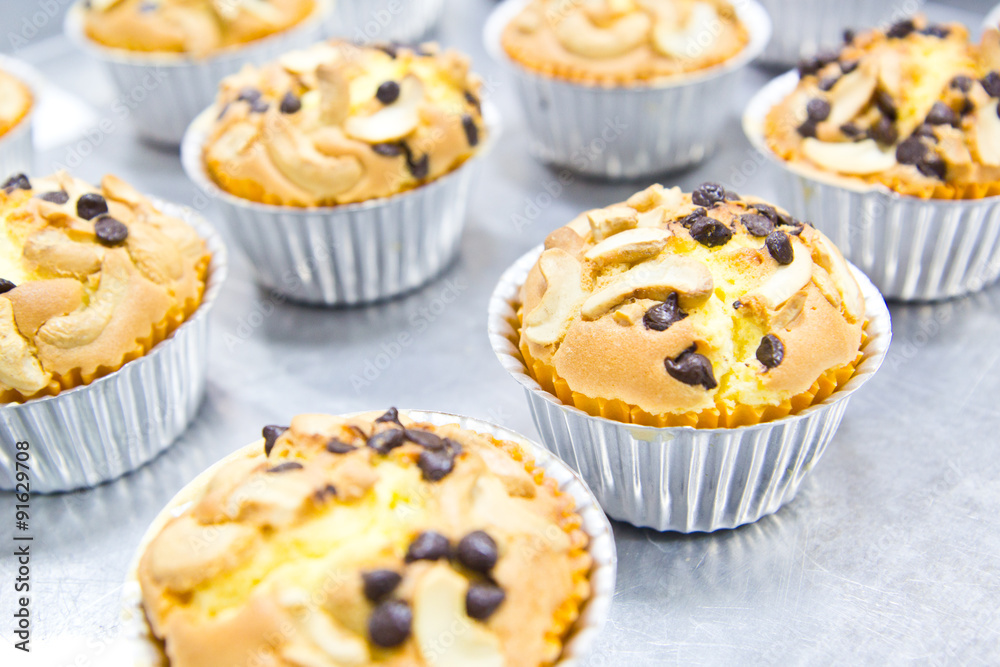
[119,409,617,666]
[756,0,926,67]
[488,245,891,532]
[744,71,1000,301]
[0,203,228,494]
[181,103,499,306]
[0,55,38,177]
[985,4,1000,31]
[483,0,771,179]
[324,0,445,44]
[63,1,327,146]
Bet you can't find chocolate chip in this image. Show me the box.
[443,437,462,456]
[313,484,337,502]
[741,213,774,237]
[817,76,839,92]
[917,154,947,180]
[886,19,915,39]
[691,182,727,207]
[456,531,499,573]
[896,137,927,165]
[752,203,778,222]
[643,293,688,332]
[724,190,741,201]
[263,425,288,457]
[267,461,303,473]
[689,216,732,247]
[874,90,898,121]
[375,408,403,426]
[912,124,937,141]
[418,449,455,481]
[405,429,445,450]
[368,600,412,648]
[375,43,400,59]
[816,50,839,66]
[462,114,479,147]
[368,428,407,455]
[466,583,506,620]
[983,72,1000,98]
[921,24,949,38]
[376,81,401,105]
[94,216,128,246]
[841,122,864,140]
[0,279,15,294]
[868,117,898,146]
[464,90,481,113]
[249,99,269,114]
[775,209,799,228]
[840,59,858,74]
[806,98,830,122]
[237,88,262,104]
[76,193,108,220]
[678,207,707,228]
[407,153,429,180]
[279,92,301,114]
[2,174,30,192]
[960,97,974,116]
[326,437,355,454]
[363,570,402,602]
[951,75,973,93]
[372,142,404,157]
[926,101,957,126]
[843,29,855,44]
[405,531,451,562]
[732,300,742,310]
[756,334,785,369]
[664,345,717,390]
[38,190,69,204]
[766,231,794,265]
[796,119,818,138]
[797,57,822,78]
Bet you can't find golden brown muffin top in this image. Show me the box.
[500,0,749,85]
[765,17,1000,199]
[0,69,32,139]
[138,409,592,667]
[202,40,487,207]
[82,0,316,57]
[519,183,865,417]
[0,172,210,403]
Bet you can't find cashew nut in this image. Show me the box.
[740,238,814,312]
[265,113,364,200]
[588,205,638,240]
[810,232,864,323]
[317,62,352,127]
[0,298,51,395]
[974,99,1000,166]
[523,248,587,347]
[344,75,424,144]
[826,64,877,128]
[652,2,720,59]
[554,10,651,59]
[801,138,896,175]
[23,229,105,278]
[581,255,713,320]
[585,227,670,266]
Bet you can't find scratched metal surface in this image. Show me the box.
[1,1,999,664]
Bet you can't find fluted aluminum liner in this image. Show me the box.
[986,3,1000,31]
[0,55,38,177]
[744,71,1000,301]
[483,0,771,179]
[64,2,326,146]
[324,0,444,44]
[0,203,228,494]
[181,103,498,305]
[756,0,926,67]
[489,245,891,532]
[119,409,616,666]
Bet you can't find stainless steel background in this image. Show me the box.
[1,0,999,664]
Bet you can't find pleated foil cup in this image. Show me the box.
[488,245,891,532]
[756,0,926,67]
[64,1,327,146]
[119,409,616,666]
[324,0,444,44]
[744,71,1000,301]
[483,0,771,180]
[0,55,38,177]
[0,203,228,494]
[181,103,498,306]
[987,3,1000,31]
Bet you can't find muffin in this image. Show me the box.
[485,0,770,178]
[0,69,31,141]
[517,182,865,428]
[82,0,317,57]
[765,17,1000,201]
[137,409,594,666]
[500,0,750,85]
[203,40,487,207]
[0,171,210,404]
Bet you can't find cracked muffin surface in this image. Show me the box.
[138,409,592,667]
[0,69,31,140]
[82,0,317,58]
[765,16,1000,199]
[500,0,750,85]
[0,171,210,403]
[516,183,865,428]
[202,40,487,207]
